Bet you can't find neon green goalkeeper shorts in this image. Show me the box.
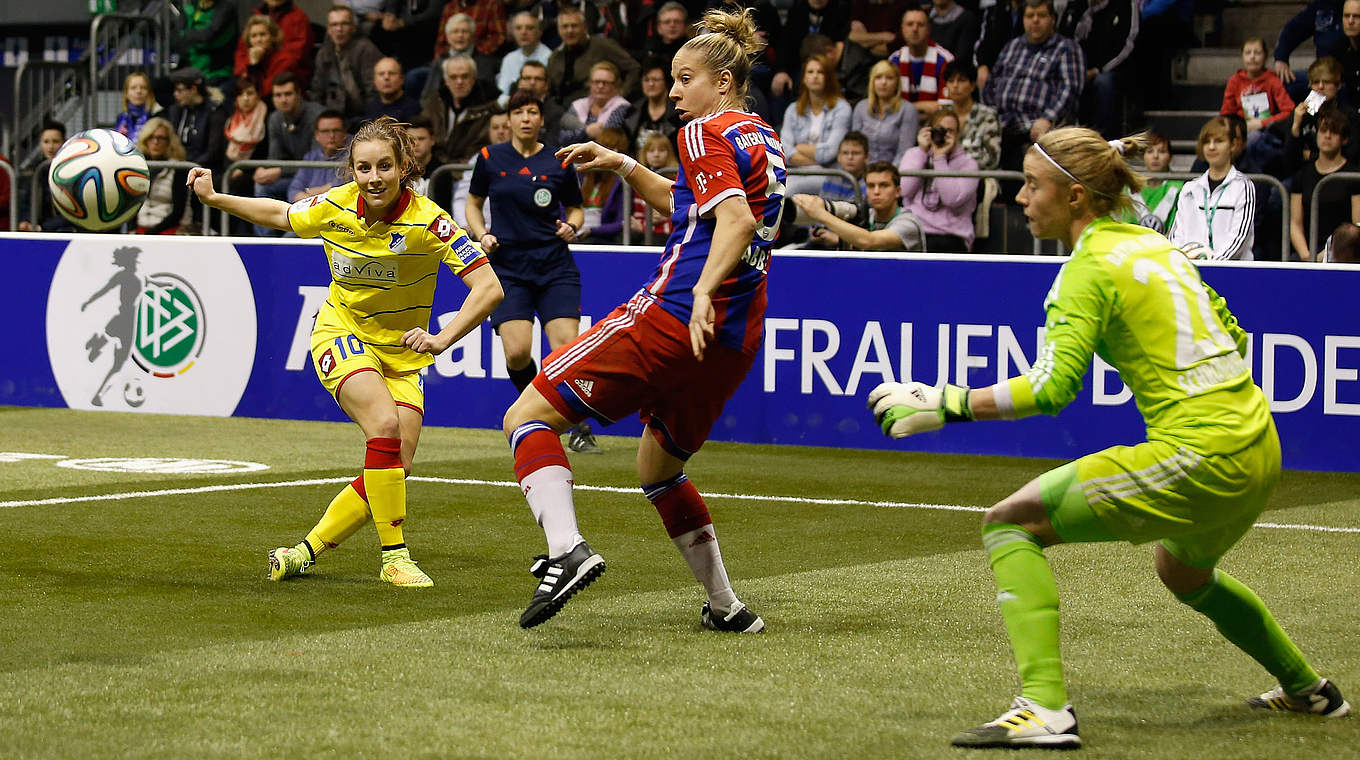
[1037,419,1281,568]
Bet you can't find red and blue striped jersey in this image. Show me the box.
[641,110,786,354]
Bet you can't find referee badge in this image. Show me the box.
[533,188,552,207]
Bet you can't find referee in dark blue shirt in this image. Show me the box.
[466,89,601,453]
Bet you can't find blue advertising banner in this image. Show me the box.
[7,233,1359,471]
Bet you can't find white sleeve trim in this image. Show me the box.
[697,187,745,216]
[990,380,1017,419]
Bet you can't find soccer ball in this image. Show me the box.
[48,128,150,231]
[122,377,146,408]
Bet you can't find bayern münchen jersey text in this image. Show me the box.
[643,110,786,353]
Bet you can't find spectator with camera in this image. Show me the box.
[790,161,924,252]
[898,109,979,252]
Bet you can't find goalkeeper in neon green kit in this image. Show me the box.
[869,127,1350,750]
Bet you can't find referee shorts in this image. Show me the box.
[488,241,581,329]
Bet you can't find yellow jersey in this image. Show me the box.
[288,183,488,373]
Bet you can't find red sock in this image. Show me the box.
[365,437,402,469]
[511,421,570,481]
[643,472,712,538]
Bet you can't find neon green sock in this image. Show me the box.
[1176,569,1320,694]
[982,522,1067,710]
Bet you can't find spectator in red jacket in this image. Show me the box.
[235,0,315,92]
[1222,37,1296,134]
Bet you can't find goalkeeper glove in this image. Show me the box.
[866,382,973,439]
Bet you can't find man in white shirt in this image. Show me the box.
[498,12,552,105]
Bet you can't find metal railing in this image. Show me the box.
[1147,172,1290,259]
[11,62,90,170]
[27,159,210,233]
[221,159,348,234]
[146,160,211,232]
[0,159,17,231]
[89,12,170,128]
[897,168,1032,254]
[1308,171,1360,257]
[28,160,50,230]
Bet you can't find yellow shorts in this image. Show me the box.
[310,323,424,414]
[1038,419,1281,568]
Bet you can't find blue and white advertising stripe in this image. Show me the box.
[5,234,1359,472]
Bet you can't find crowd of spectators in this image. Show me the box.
[9,0,1360,260]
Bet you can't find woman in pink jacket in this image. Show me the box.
[898,109,979,252]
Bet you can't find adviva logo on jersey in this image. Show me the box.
[45,238,258,415]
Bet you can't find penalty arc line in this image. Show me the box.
[1,475,1357,535]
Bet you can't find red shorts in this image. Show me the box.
[532,292,757,461]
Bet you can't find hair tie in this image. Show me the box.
[1108,139,1126,155]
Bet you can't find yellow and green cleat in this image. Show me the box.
[267,546,312,581]
[380,547,434,588]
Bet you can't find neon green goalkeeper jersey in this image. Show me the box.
[993,217,1271,454]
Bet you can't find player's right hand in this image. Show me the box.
[186,168,216,203]
[555,142,621,174]
[479,232,499,253]
[867,382,945,438]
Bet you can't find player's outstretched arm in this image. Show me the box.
[186,167,291,232]
[555,142,672,211]
[402,264,504,355]
[867,382,1007,438]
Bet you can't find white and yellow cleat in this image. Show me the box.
[267,546,312,581]
[380,547,434,588]
[950,696,1081,749]
[1248,678,1351,718]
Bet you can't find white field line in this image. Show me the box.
[1,475,1357,535]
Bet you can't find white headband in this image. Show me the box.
[1032,142,1117,200]
[1108,138,1127,155]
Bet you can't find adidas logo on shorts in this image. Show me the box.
[574,378,595,397]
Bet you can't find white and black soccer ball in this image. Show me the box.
[122,377,146,408]
[48,128,150,231]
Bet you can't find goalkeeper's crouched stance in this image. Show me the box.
[869,127,1349,751]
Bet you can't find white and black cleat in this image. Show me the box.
[519,540,605,629]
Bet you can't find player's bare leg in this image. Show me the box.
[636,431,762,633]
[542,317,601,454]
[504,386,604,627]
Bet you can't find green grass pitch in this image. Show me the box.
[0,406,1355,759]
